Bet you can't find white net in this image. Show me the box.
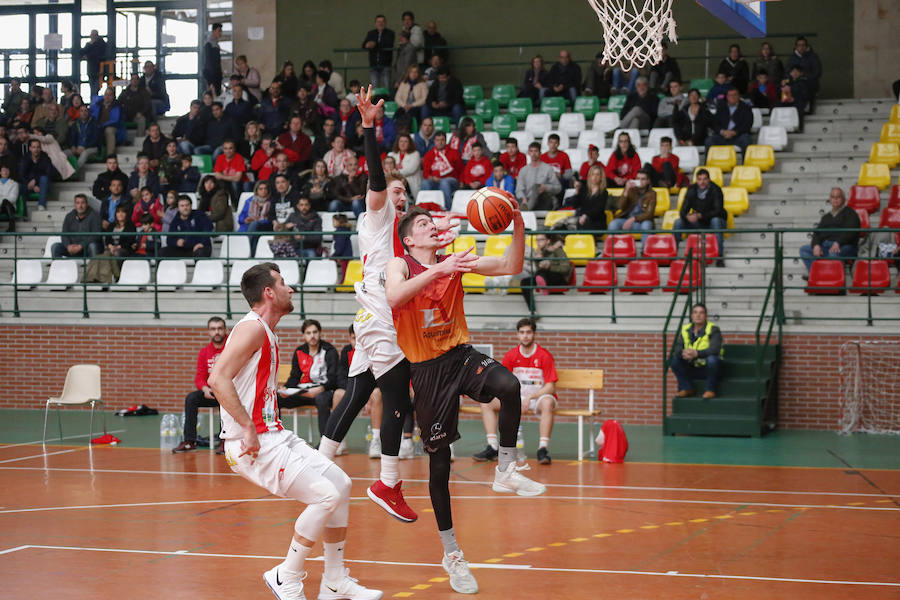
[838,340,900,435]
[587,0,678,70]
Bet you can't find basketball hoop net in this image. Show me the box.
[587,0,678,70]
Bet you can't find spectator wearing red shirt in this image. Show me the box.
[250,135,285,182]
[540,133,573,186]
[605,131,642,187]
[578,144,605,181]
[172,317,228,454]
[499,137,527,179]
[473,317,558,465]
[647,136,686,188]
[421,130,462,209]
[461,142,492,188]
[277,115,312,169]
[131,186,164,231]
[212,139,251,205]
[748,69,778,109]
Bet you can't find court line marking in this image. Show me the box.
[0,448,83,464]
[3,544,898,588]
[0,429,127,450]
[0,466,895,499]
[1,495,897,515]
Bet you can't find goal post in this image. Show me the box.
[838,340,900,435]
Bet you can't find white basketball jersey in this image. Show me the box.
[220,311,283,440]
[353,192,398,325]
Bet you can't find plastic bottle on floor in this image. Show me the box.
[516,425,526,464]
[413,427,424,456]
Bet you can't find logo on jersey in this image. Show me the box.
[421,307,454,329]
[429,421,447,443]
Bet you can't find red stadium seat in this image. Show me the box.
[847,185,881,214]
[805,260,846,294]
[579,259,617,293]
[850,260,891,295]
[683,233,720,264]
[879,207,900,229]
[664,259,702,293]
[602,234,637,266]
[641,234,678,265]
[855,208,870,237]
[889,185,900,209]
[541,268,577,295]
[622,260,660,293]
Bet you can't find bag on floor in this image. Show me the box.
[596,419,628,463]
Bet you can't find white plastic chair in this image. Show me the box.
[568,147,587,173]
[757,126,788,151]
[751,108,763,132]
[183,192,199,210]
[46,260,80,290]
[592,112,620,133]
[502,210,538,232]
[524,113,552,138]
[43,236,62,260]
[563,188,577,202]
[114,259,151,291]
[43,364,104,445]
[302,259,338,292]
[274,259,300,287]
[482,131,501,154]
[637,147,656,166]
[10,259,43,288]
[540,130,570,152]
[255,235,275,258]
[229,259,260,290]
[576,130,605,150]
[613,128,642,148]
[450,189,476,215]
[416,190,446,210]
[218,235,252,260]
[769,107,799,133]
[558,113,586,138]
[188,259,224,290]
[156,260,188,289]
[672,146,701,172]
[647,127,678,150]
[508,130,533,150]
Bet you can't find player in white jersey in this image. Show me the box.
[209,262,381,600]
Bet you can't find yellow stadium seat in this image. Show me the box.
[484,235,512,257]
[730,166,763,193]
[563,234,595,266]
[543,210,574,230]
[693,166,724,187]
[462,273,487,293]
[652,187,671,216]
[526,234,538,251]
[605,210,613,226]
[607,187,624,197]
[857,162,891,190]
[661,210,679,230]
[705,145,738,172]
[676,187,687,211]
[891,105,900,124]
[743,145,775,172]
[868,143,900,168]
[336,260,362,292]
[445,234,477,254]
[881,123,900,144]
[723,186,750,216]
[724,210,735,238]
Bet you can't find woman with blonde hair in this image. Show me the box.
[566,163,609,236]
[393,64,428,127]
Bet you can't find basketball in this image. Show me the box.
[466,187,517,235]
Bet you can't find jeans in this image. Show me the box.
[279,389,335,437]
[669,354,721,393]
[421,176,459,210]
[32,175,50,207]
[799,242,858,272]
[160,243,212,258]
[183,389,219,441]
[609,217,654,244]
[328,197,366,217]
[51,240,103,258]
[612,67,639,93]
[369,67,391,89]
[705,133,751,156]
[245,220,273,255]
[421,103,465,124]
[674,217,726,257]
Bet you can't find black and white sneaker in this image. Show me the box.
[263,565,306,600]
[472,445,498,462]
[537,447,552,465]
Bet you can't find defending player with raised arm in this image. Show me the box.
[209,263,381,600]
[384,206,546,595]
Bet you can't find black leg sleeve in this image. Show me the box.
[314,390,334,436]
[183,390,219,441]
[323,370,377,442]
[374,359,411,456]
[429,446,453,531]
[480,366,522,448]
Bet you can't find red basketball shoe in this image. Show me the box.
[367,480,418,522]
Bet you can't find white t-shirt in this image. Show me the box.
[354,192,398,326]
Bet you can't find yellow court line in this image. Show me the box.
[548,542,566,547]
[393,593,414,598]
[503,552,524,557]
[428,577,448,583]
[410,584,431,590]
[593,533,612,538]
[640,525,659,529]
[526,547,545,552]
[483,558,503,563]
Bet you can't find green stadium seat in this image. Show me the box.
[540,97,566,120]
[475,99,499,121]
[459,115,484,131]
[410,117,418,133]
[690,78,714,97]
[607,95,627,113]
[431,116,451,133]
[507,98,533,121]
[463,85,484,108]
[491,114,517,138]
[491,84,516,107]
[192,154,213,172]
[372,86,391,99]
[382,101,398,119]
[574,96,600,118]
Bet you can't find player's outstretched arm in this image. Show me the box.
[356,85,387,212]
[385,251,477,308]
[473,210,525,276]
[209,320,267,458]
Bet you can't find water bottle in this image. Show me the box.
[412,426,424,456]
[516,425,526,464]
[160,414,169,449]
[365,424,373,444]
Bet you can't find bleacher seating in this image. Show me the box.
[507,98,532,120]
[769,107,800,133]
[744,145,775,171]
[115,260,151,291]
[622,260,660,293]
[302,259,337,291]
[579,259,616,293]
[10,259,42,288]
[671,146,700,171]
[558,113,586,138]
[563,234,594,266]
[805,260,846,295]
[692,166,724,187]
[647,128,677,150]
[858,162,891,190]
[540,97,567,120]
[684,233,720,264]
[664,259,702,293]
[275,259,300,287]
[723,186,750,216]
[46,260,79,290]
[706,146,738,172]
[879,123,900,144]
[573,96,600,118]
[156,260,188,288]
[460,114,484,131]
[189,260,224,289]
[757,126,788,151]
[730,166,763,193]
[592,112,620,134]
[848,185,881,213]
[612,128,641,147]
[525,113,552,138]
[868,142,900,168]
[463,85,483,108]
[602,234,636,266]
[219,235,251,260]
[492,114,517,138]
[491,84,515,107]
[475,99,499,121]
[641,234,677,264]
[879,207,900,229]
[541,131,570,152]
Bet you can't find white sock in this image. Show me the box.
[284,538,312,574]
[323,540,345,582]
[486,433,498,450]
[380,454,399,487]
[539,437,549,450]
[318,437,339,460]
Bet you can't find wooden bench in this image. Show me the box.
[276,364,318,441]
[460,368,604,461]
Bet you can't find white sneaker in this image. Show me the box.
[492,465,546,496]
[37,205,47,211]
[318,567,382,599]
[263,565,306,600]
[398,437,414,459]
[441,550,478,594]
[368,436,381,459]
[336,440,347,456]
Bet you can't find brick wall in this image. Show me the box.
[1,324,895,430]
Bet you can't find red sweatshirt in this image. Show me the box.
[195,339,227,390]
[499,151,527,178]
[423,147,463,179]
[604,151,642,182]
[461,156,493,187]
[540,151,572,178]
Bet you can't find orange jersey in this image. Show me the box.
[392,254,469,363]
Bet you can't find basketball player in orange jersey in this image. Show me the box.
[209,263,381,600]
[385,206,547,594]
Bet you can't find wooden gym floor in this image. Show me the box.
[1,414,899,600]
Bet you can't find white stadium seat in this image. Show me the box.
[508,130,533,150]
[757,126,788,151]
[10,259,43,288]
[647,127,678,150]
[228,260,259,291]
[612,128,642,148]
[451,190,476,215]
[254,235,275,258]
[274,259,300,287]
[188,259,224,290]
[43,236,62,260]
[302,259,337,291]
[576,130,605,150]
[541,130,570,152]
[218,235,252,260]
[156,260,188,288]
[114,260,151,291]
[769,107,799,133]
[524,113,552,138]
[482,131,501,154]
[415,190,446,210]
[751,107,763,132]
[672,146,701,172]
[558,113,586,138]
[592,112,620,134]
[46,260,79,290]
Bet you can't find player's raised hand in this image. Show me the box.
[440,246,478,274]
[356,85,384,128]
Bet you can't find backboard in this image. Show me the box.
[696,0,768,37]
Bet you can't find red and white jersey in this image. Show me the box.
[220,311,283,439]
[354,192,404,325]
[501,343,558,400]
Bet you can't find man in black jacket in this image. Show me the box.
[92,154,129,203]
[172,100,208,155]
[20,139,54,210]
[362,14,395,89]
[278,319,341,437]
[52,194,102,258]
[547,50,583,106]
[674,168,727,260]
[799,187,860,277]
[81,30,108,98]
[620,76,659,129]
[705,87,753,155]
[202,23,223,95]
[421,66,464,124]
[140,60,169,116]
[203,102,238,161]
